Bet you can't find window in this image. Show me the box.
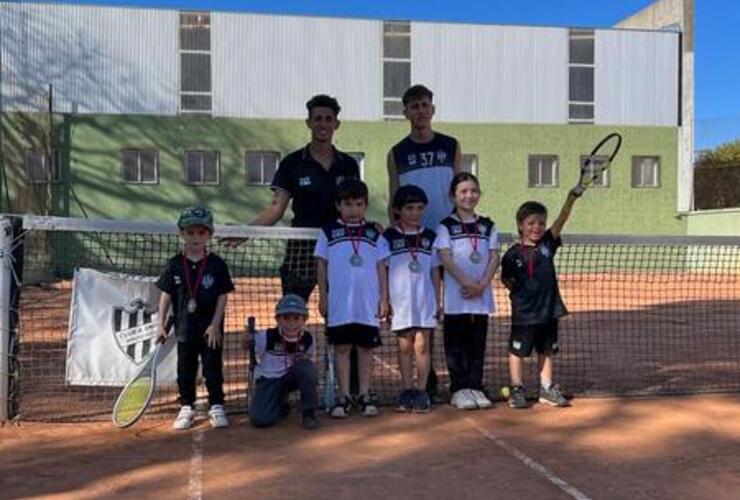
[245,151,280,186]
[383,21,411,118]
[347,152,365,179]
[184,150,219,185]
[568,29,594,123]
[631,156,660,187]
[25,150,63,184]
[528,155,558,187]
[461,154,478,176]
[180,12,211,114]
[579,155,609,187]
[121,149,158,184]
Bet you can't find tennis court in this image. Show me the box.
[2,395,739,499]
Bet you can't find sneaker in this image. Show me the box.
[356,393,379,417]
[208,404,229,428]
[470,389,493,409]
[395,389,415,413]
[451,389,477,410]
[173,405,195,430]
[509,385,528,409]
[539,384,571,407]
[412,390,432,413]
[301,410,318,430]
[329,396,353,418]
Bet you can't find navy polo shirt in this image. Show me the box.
[271,145,360,228]
[501,230,567,326]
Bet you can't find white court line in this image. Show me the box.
[187,430,204,500]
[466,417,593,500]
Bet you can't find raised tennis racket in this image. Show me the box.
[245,316,257,413]
[323,343,338,412]
[112,316,173,428]
[577,132,623,191]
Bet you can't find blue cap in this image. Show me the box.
[275,294,308,316]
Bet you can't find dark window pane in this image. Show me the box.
[121,150,139,182]
[461,154,478,175]
[383,21,410,34]
[181,94,211,111]
[569,67,594,102]
[383,100,404,117]
[185,152,202,182]
[384,61,410,98]
[528,156,557,187]
[181,53,211,92]
[569,103,594,120]
[25,151,46,182]
[140,150,157,182]
[245,153,263,184]
[181,28,210,51]
[264,155,279,184]
[384,35,410,59]
[203,151,218,183]
[569,34,594,64]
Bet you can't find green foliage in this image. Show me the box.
[696,139,740,168]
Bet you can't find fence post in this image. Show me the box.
[0,217,13,422]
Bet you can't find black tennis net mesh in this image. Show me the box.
[5,215,740,422]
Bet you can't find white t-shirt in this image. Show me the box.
[254,328,316,380]
[379,226,440,331]
[314,220,382,328]
[434,214,500,315]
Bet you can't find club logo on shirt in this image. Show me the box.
[335,176,345,186]
[299,176,312,187]
[540,246,551,258]
[201,274,214,290]
[366,228,377,239]
[392,238,406,250]
[450,225,463,235]
[174,276,182,285]
[421,237,431,248]
[332,228,345,239]
[436,150,448,164]
[407,154,417,166]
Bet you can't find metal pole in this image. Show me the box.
[0,217,13,422]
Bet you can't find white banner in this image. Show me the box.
[66,268,177,386]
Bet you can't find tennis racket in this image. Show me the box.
[245,316,257,413]
[577,132,623,191]
[112,316,173,428]
[323,343,338,412]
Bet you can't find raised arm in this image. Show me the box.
[550,187,583,240]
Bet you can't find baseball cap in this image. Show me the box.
[177,205,214,232]
[275,294,309,316]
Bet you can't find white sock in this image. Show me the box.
[541,379,552,390]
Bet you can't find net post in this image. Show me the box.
[0,217,13,422]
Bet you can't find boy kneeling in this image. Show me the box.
[248,294,319,430]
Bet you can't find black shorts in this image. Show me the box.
[326,323,382,348]
[509,320,559,357]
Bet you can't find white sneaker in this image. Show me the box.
[470,389,493,409]
[451,389,477,410]
[173,405,195,430]
[208,404,229,428]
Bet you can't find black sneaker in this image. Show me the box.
[356,393,379,417]
[413,390,432,413]
[539,384,571,407]
[329,396,353,418]
[509,384,529,409]
[395,389,415,413]
[302,410,318,430]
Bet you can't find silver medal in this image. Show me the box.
[408,260,422,273]
[187,298,197,314]
[349,254,363,267]
[469,251,482,264]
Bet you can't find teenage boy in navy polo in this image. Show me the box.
[248,94,360,301]
[157,206,235,430]
[314,179,386,418]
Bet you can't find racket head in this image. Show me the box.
[579,132,622,188]
[112,344,160,428]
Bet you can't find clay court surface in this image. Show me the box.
[2,394,739,500]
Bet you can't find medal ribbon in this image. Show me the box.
[519,242,535,278]
[347,221,365,258]
[182,248,208,305]
[458,213,479,256]
[401,225,421,265]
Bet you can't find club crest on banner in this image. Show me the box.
[112,298,158,365]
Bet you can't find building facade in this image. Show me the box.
[0,2,689,234]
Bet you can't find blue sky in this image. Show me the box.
[52,0,740,149]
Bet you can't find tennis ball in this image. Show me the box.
[500,386,510,399]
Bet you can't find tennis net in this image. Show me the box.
[3,215,739,422]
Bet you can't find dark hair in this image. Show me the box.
[449,172,481,198]
[306,94,341,118]
[516,201,548,234]
[402,84,434,106]
[392,184,428,210]
[335,178,369,203]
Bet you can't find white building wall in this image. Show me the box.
[212,13,382,120]
[412,23,568,124]
[595,29,679,126]
[0,2,179,115]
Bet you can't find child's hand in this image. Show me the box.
[435,305,444,321]
[156,322,169,344]
[570,184,585,198]
[378,300,391,322]
[205,324,222,349]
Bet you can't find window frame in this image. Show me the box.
[24,149,64,184]
[245,151,281,186]
[346,152,366,180]
[568,29,595,124]
[120,148,160,185]
[179,11,212,115]
[631,156,661,188]
[527,155,559,188]
[382,20,411,119]
[461,153,479,176]
[184,149,220,186]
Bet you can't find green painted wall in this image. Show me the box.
[685,209,740,236]
[1,113,684,235]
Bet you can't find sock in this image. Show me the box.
[541,379,552,390]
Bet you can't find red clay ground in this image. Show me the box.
[2,394,739,500]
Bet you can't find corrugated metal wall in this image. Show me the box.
[0,3,179,115]
[412,23,568,124]
[212,13,382,120]
[595,29,679,126]
[0,3,679,126]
